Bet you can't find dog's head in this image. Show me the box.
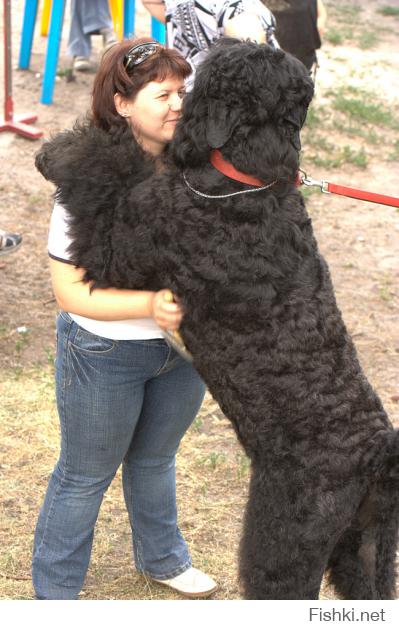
[172,39,314,181]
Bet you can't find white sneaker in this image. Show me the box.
[73,56,92,72]
[153,567,217,598]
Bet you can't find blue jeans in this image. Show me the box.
[32,311,206,599]
[68,0,113,58]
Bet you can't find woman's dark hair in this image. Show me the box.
[91,37,192,132]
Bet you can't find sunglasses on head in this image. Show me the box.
[123,42,161,71]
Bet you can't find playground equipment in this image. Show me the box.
[19,0,166,105]
[0,0,43,139]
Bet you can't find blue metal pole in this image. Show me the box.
[124,0,135,38]
[18,0,39,69]
[40,0,66,105]
[151,18,165,45]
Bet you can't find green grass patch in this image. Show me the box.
[325,26,355,46]
[307,135,335,152]
[331,86,399,129]
[377,5,399,17]
[333,120,380,144]
[309,145,368,170]
[305,105,324,130]
[357,31,380,50]
[325,29,344,46]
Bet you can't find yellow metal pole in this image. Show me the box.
[40,0,52,36]
[109,0,123,40]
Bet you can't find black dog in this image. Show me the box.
[37,40,398,599]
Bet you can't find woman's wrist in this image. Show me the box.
[146,291,156,319]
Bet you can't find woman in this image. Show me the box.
[32,38,215,600]
[143,0,278,89]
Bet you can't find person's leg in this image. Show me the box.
[79,0,114,35]
[68,0,116,67]
[122,348,206,580]
[32,313,148,599]
[67,0,92,59]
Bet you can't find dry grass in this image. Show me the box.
[0,374,248,600]
[1,369,341,600]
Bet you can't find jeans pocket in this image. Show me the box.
[69,327,116,354]
[59,310,73,324]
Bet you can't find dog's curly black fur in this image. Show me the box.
[36,40,399,599]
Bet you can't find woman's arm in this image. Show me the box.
[317,0,327,37]
[50,258,182,330]
[224,13,266,43]
[142,0,166,23]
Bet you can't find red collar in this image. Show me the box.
[210,149,265,187]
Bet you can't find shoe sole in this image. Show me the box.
[0,241,22,256]
[74,65,92,72]
[152,579,218,599]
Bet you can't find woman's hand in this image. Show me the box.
[149,289,183,331]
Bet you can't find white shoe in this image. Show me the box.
[153,567,217,598]
[73,56,92,72]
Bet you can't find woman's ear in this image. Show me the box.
[114,93,133,118]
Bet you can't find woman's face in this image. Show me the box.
[115,75,186,155]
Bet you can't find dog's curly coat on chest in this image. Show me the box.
[37,40,399,599]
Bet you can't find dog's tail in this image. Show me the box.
[362,428,399,485]
[368,428,399,483]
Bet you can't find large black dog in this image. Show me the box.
[37,41,398,599]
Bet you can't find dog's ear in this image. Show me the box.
[284,107,309,151]
[206,99,241,149]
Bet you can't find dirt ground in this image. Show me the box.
[0,0,398,601]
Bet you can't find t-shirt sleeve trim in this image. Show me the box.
[48,252,75,265]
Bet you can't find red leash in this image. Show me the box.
[298,170,399,208]
[209,151,399,209]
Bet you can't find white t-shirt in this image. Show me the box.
[165,0,278,88]
[48,202,163,340]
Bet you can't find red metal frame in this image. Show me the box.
[0,0,43,139]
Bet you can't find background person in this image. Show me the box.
[32,39,215,600]
[262,0,327,73]
[68,0,118,71]
[143,0,278,88]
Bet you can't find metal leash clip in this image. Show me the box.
[299,169,330,194]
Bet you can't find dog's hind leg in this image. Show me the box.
[240,543,326,599]
[326,522,377,599]
[327,483,399,599]
[239,470,338,599]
